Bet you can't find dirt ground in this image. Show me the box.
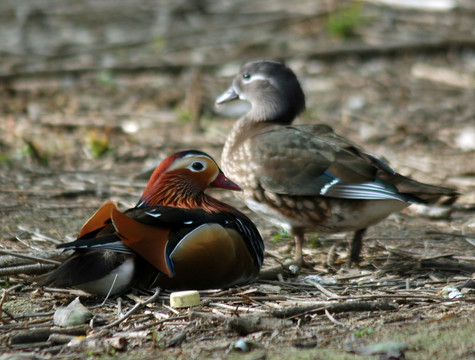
[1,1,475,359]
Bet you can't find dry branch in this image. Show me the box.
[269,301,397,319]
[0,264,56,276]
[9,325,89,345]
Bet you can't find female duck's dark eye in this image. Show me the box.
[242,73,251,80]
[190,161,205,171]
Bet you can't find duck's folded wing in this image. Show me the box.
[250,125,456,203]
[110,205,174,278]
[250,125,382,196]
[42,249,133,289]
[128,206,265,269]
[76,200,117,238]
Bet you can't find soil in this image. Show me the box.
[0,1,474,359]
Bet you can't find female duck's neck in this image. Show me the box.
[246,99,297,126]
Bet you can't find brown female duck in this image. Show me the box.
[216,60,457,266]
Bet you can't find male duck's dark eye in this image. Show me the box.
[242,73,251,80]
[190,161,205,171]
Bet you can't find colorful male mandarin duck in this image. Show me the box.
[216,60,457,267]
[43,150,264,296]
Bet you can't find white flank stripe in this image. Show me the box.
[145,211,162,218]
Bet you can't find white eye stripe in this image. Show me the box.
[242,73,269,84]
[182,153,206,159]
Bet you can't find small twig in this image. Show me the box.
[102,288,161,329]
[453,256,475,262]
[0,309,19,323]
[203,295,287,302]
[5,284,22,294]
[162,303,181,315]
[13,236,43,252]
[334,273,374,281]
[334,293,438,301]
[0,290,8,324]
[42,287,91,297]
[133,315,189,331]
[9,311,55,319]
[209,302,266,314]
[305,279,342,299]
[0,286,21,323]
[0,249,62,265]
[324,309,346,327]
[18,226,63,245]
[99,274,119,307]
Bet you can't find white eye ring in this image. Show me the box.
[188,161,206,172]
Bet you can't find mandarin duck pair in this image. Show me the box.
[46,60,457,297]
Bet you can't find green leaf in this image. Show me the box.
[327,3,364,39]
